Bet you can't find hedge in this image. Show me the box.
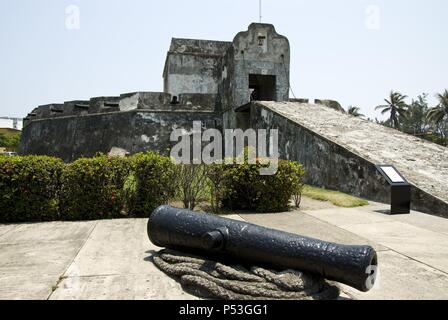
[59,156,130,220]
[216,160,305,213]
[58,152,178,220]
[0,152,305,222]
[0,152,178,222]
[127,152,178,216]
[0,156,63,222]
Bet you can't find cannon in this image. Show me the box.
[147,206,378,292]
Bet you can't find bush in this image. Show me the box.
[59,156,130,220]
[0,150,305,221]
[216,160,305,213]
[127,151,178,216]
[0,152,180,221]
[0,156,63,222]
[0,132,21,151]
[291,163,306,208]
[207,163,227,213]
[177,164,209,210]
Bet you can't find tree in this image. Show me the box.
[401,94,430,136]
[427,90,448,144]
[0,132,21,150]
[428,90,448,124]
[347,106,364,118]
[375,91,408,129]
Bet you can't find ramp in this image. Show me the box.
[248,101,448,217]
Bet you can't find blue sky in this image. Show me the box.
[0,0,447,119]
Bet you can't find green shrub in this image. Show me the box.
[176,164,210,210]
[127,151,178,216]
[0,152,178,222]
[207,163,227,213]
[0,132,21,151]
[122,172,138,214]
[59,156,130,220]
[216,160,305,213]
[291,162,306,208]
[0,156,63,222]
[0,150,303,221]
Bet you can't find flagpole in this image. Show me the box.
[259,0,262,23]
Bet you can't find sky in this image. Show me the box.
[0,0,447,120]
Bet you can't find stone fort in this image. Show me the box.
[20,23,448,217]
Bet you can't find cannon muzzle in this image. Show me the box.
[147,206,378,292]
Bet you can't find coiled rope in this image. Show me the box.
[152,249,340,300]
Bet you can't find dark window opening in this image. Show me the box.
[249,74,277,101]
[170,96,179,105]
[104,102,119,108]
[50,108,64,114]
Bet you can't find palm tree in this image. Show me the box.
[427,90,448,145]
[347,106,364,118]
[375,91,408,129]
[427,90,448,124]
[402,94,430,135]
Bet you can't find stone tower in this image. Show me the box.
[162,23,291,128]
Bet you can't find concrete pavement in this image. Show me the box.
[0,221,96,299]
[0,198,447,300]
[50,218,196,300]
[302,202,448,299]
[241,201,448,300]
[0,219,196,300]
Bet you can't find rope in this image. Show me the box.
[152,249,340,300]
[282,55,297,99]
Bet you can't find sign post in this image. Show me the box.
[376,165,411,215]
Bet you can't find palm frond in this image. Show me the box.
[427,106,445,123]
[375,104,388,111]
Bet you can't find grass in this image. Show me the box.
[302,185,369,208]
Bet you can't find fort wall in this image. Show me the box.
[21,91,220,162]
[249,101,448,217]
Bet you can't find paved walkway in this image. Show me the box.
[1,199,448,300]
[240,201,448,300]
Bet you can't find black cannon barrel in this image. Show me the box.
[148,206,378,292]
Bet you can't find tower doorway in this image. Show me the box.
[249,74,277,101]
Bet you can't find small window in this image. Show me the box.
[170,96,180,105]
[258,35,266,47]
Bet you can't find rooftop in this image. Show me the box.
[168,38,232,56]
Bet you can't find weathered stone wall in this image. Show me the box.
[24,92,217,121]
[249,104,389,200]
[220,23,290,130]
[249,102,448,218]
[227,23,290,108]
[20,110,220,162]
[21,92,220,162]
[163,39,231,97]
[119,92,218,112]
